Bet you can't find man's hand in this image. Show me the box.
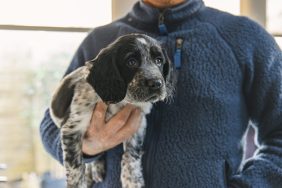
[82,102,141,156]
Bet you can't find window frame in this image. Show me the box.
[0,25,92,32]
[1,0,280,37]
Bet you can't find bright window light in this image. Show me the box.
[275,37,282,48]
[0,30,87,180]
[267,0,282,34]
[0,0,112,27]
[0,0,112,181]
[204,0,240,15]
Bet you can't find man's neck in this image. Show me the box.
[143,0,185,9]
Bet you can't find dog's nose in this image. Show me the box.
[146,79,163,89]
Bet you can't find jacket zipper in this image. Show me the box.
[144,103,162,187]
[144,10,169,187]
[158,10,168,35]
[174,38,184,69]
[143,40,183,186]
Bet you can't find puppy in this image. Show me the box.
[50,33,174,188]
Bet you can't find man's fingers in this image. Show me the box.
[105,104,136,134]
[114,108,141,142]
[90,102,107,131]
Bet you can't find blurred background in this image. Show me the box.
[0,0,281,187]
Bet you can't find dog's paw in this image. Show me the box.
[121,151,145,188]
[91,160,105,183]
[92,170,104,183]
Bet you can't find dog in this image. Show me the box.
[50,33,174,188]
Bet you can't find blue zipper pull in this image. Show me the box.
[174,38,183,69]
[158,11,168,35]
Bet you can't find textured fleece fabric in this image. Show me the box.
[40,0,282,187]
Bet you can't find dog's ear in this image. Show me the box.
[162,48,174,84]
[87,47,126,104]
[51,77,74,119]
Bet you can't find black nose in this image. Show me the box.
[146,79,163,89]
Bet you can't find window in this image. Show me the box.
[267,0,282,47]
[0,0,111,27]
[0,0,111,185]
[275,37,282,48]
[204,0,240,15]
[266,0,282,35]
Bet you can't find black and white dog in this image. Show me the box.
[50,34,174,188]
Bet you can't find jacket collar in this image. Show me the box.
[128,0,204,25]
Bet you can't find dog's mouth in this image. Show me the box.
[145,94,159,102]
[145,91,167,102]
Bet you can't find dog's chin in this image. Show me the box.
[144,94,162,103]
[144,92,167,103]
[124,93,166,104]
[145,95,159,102]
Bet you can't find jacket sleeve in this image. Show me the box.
[39,31,102,164]
[229,20,282,187]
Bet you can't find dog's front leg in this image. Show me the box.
[121,115,147,188]
[61,127,87,188]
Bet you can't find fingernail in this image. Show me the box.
[125,104,136,111]
[133,108,141,114]
[99,101,107,108]
[126,103,134,108]
[95,111,103,118]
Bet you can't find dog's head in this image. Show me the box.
[87,34,174,104]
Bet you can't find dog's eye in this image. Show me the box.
[126,58,139,68]
[155,57,163,66]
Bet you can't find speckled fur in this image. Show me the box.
[51,65,154,188]
[50,34,173,188]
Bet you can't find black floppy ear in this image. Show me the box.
[87,48,126,104]
[51,77,74,120]
[162,48,174,84]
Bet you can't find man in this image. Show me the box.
[40,0,282,187]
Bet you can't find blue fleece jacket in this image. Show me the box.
[40,0,282,187]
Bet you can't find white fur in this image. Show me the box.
[137,38,147,45]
